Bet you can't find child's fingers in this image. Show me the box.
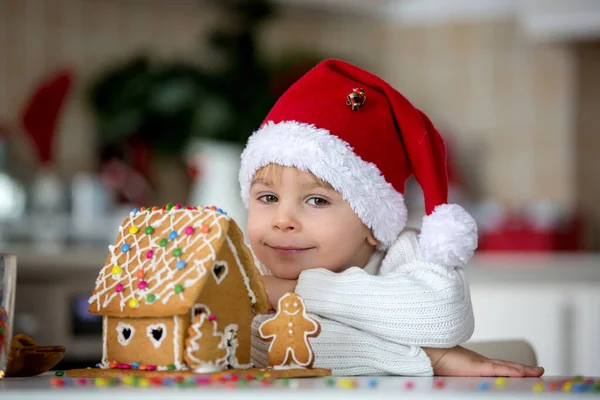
[491,360,544,376]
[481,361,526,377]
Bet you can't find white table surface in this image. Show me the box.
[1,374,599,399]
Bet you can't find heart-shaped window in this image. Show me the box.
[116,322,135,346]
[212,261,228,284]
[146,323,167,348]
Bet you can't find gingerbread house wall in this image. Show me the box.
[187,231,257,369]
[105,315,189,369]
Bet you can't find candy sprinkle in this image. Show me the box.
[54,370,65,377]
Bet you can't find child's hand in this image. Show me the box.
[261,276,298,310]
[424,346,544,377]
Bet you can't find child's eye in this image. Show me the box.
[307,197,329,207]
[258,194,278,203]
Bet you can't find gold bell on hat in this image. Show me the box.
[346,88,366,111]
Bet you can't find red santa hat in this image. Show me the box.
[239,59,477,267]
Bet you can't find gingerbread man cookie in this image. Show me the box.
[259,292,320,368]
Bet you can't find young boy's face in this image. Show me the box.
[247,165,378,280]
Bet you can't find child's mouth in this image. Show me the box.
[267,245,314,256]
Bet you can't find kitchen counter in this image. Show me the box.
[1,373,598,399]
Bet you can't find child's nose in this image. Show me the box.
[272,207,300,232]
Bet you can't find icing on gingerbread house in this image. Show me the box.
[88,204,270,372]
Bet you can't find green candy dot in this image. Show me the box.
[166,203,173,211]
[146,294,156,303]
[167,364,176,371]
[159,239,168,247]
[145,226,154,235]
[174,284,183,294]
[55,371,65,377]
[173,248,182,257]
[0,326,4,335]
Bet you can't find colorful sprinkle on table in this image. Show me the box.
[54,371,65,376]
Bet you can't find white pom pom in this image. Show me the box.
[419,204,478,267]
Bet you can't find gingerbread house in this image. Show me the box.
[88,205,270,373]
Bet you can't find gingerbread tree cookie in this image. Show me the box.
[259,293,320,368]
[184,313,228,372]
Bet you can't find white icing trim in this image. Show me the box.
[146,323,167,349]
[191,303,211,322]
[259,293,318,368]
[193,364,223,373]
[224,324,253,369]
[101,316,108,367]
[173,316,181,367]
[116,321,135,346]
[89,209,221,312]
[226,236,257,304]
[239,121,407,249]
[211,260,228,285]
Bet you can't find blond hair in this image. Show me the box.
[252,163,333,189]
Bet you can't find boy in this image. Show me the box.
[238,59,543,377]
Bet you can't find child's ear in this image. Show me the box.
[366,231,380,248]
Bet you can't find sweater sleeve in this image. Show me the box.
[294,230,474,348]
[251,313,433,376]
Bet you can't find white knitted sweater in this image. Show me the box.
[250,229,474,376]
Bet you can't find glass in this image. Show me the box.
[0,253,16,379]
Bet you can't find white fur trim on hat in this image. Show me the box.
[239,121,407,249]
[419,203,478,267]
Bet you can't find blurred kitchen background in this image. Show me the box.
[0,0,599,376]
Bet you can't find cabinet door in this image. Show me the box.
[572,287,600,376]
[468,284,571,376]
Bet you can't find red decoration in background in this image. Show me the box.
[477,212,584,252]
[20,69,74,164]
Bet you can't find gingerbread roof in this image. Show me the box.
[88,205,268,317]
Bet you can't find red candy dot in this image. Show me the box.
[138,281,148,290]
[115,284,123,293]
[208,315,216,321]
[146,365,157,371]
[434,379,445,389]
[51,378,66,387]
[146,250,154,259]
[404,381,414,390]
[175,203,182,209]
[184,226,195,235]
[117,363,132,369]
